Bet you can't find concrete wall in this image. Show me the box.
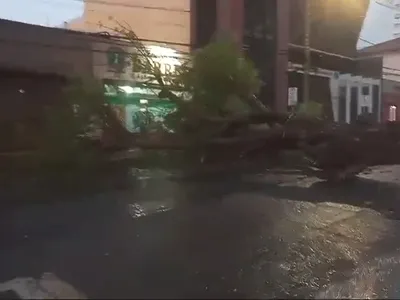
[330,74,381,123]
[91,38,133,82]
[381,53,400,121]
[382,79,400,121]
[0,19,93,77]
[65,0,191,53]
[0,70,67,151]
[383,53,400,82]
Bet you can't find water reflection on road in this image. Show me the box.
[2,167,400,298]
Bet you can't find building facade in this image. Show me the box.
[382,79,400,121]
[65,0,192,53]
[64,0,371,114]
[359,37,400,121]
[330,74,381,123]
[0,0,374,150]
[392,0,400,39]
[0,0,372,125]
[375,0,400,39]
[64,0,291,111]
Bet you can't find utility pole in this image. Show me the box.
[303,0,311,104]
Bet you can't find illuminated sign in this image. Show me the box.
[132,45,183,83]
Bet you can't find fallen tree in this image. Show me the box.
[124,111,400,181]
[95,28,394,182]
[34,28,393,183]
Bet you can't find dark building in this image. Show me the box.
[243,0,278,110]
[0,19,95,151]
[190,0,374,114]
[190,0,289,112]
[288,0,376,116]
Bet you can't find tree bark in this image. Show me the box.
[101,109,400,181]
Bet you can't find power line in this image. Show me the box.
[2,32,383,73]
[46,0,190,12]
[383,65,400,71]
[3,34,372,66]
[85,31,190,49]
[291,35,400,73]
[359,37,376,46]
[0,37,191,59]
[40,0,379,60]
[0,10,394,72]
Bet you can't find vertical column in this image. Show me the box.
[216,0,230,34]
[189,0,197,50]
[216,0,244,45]
[275,0,290,112]
[229,0,244,45]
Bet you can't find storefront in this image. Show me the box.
[99,43,185,132]
[105,84,177,132]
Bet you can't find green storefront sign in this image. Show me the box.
[105,84,177,132]
[103,45,186,132]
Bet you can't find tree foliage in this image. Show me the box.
[35,79,110,171]
[115,24,263,137]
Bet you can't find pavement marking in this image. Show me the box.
[0,273,86,299]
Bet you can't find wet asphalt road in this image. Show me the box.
[2,167,400,298]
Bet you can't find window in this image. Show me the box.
[338,86,347,123]
[372,85,380,122]
[107,46,126,73]
[362,85,369,96]
[389,105,397,121]
[350,86,359,123]
[361,106,369,114]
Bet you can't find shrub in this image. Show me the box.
[34,79,108,173]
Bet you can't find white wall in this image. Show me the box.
[330,74,381,123]
[383,52,400,82]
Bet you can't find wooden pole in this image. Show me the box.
[303,0,311,104]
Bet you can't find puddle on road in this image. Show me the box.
[123,167,400,297]
[127,168,179,219]
[127,202,173,219]
[224,192,398,298]
[130,168,178,181]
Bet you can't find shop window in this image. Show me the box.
[361,106,369,114]
[362,85,369,96]
[338,86,346,123]
[350,86,358,123]
[372,85,380,122]
[389,105,397,121]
